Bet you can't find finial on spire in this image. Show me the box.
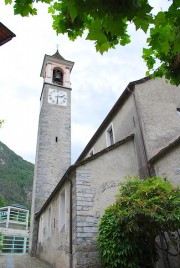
[56,44,59,51]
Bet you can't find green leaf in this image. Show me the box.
[87,30,107,44]
[68,4,77,22]
[133,17,149,33]
[161,41,170,54]
[48,6,55,15]
[155,12,166,25]
[5,0,12,4]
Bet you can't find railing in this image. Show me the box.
[0,206,29,229]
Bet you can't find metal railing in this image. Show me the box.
[0,235,29,254]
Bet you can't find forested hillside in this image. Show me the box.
[0,141,34,209]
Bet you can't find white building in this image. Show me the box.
[0,204,29,254]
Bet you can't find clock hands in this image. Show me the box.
[48,89,67,105]
[55,94,65,104]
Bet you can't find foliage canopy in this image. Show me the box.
[4,0,180,85]
[97,177,180,268]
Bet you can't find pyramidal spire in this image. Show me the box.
[51,49,65,61]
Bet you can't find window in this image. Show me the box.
[53,68,63,85]
[106,123,115,146]
[38,216,43,243]
[48,207,51,237]
[59,190,65,230]
[177,106,180,116]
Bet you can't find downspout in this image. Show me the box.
[69,179,73,268]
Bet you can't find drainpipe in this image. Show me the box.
[69,179,73,268]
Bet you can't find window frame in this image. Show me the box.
[59,189,66,231]
[52,68,64,86]
[106,123,115,147]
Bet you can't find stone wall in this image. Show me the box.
[73,139,138,267]
[29,82,71,255]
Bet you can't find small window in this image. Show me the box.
[53,68,63,85]
[38,216,43,243]
[177,107,180,116]
[59,190,65,230]
[106,123,115,146]
[48,207,51,237]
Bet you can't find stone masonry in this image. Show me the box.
[73,169,101,268]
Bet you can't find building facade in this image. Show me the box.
[0,204,29,254]
[30,52,180,268]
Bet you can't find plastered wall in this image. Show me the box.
[153,143,180,186]
[36,179,71,268]
[85,95,135,158]
[135,78,180,160]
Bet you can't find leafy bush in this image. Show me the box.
[97,177,180,268]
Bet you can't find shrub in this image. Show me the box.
[97,177,180,268]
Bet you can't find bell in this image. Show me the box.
[54,70,62,84]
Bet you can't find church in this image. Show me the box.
[29,51,180,268]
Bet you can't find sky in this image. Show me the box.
[0,1,170,164]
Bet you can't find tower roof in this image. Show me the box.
[51,49,65,61]
[40,50,74,78]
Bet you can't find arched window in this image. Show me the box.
[53,68,63,85]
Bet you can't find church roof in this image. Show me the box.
[0,22,16,46]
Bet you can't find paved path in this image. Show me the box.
[0,254,52,268]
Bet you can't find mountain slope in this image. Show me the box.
[0,141,34,209]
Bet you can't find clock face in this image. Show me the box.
[48,88,67,106]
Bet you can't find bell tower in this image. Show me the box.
[29,50,74,255]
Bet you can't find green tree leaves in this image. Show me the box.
[3,0,180,85]
[97,177,180,268]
